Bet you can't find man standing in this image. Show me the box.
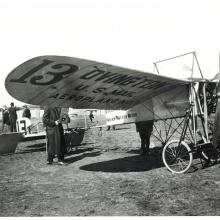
[135,120,154,155]
[8,102,17,132]
[43,107,66,165]
[1,105,10,132]
[89,110,94,123]
[22,105,31,119]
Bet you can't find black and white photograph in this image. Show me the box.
[0,0,220,217]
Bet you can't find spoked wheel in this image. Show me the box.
[162,140,193,174]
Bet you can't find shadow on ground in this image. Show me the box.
[126,146,163,155]
[80,152,164,172]
[65,151,102,164]
[16,143,46,154]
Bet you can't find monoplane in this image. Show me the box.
[5,52,220,173]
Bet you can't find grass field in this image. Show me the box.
[0,124,220,216]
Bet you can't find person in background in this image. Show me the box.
[43,107,66,165]
[22,105,31,119]
[89,110,94,123]
[135,120,154,155]
[22,105,32,133]
[8,102,18,132]
[1,105,10,132]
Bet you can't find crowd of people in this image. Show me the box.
[1,102,31,133]
[1,104,66,165]
[1,103,154,165]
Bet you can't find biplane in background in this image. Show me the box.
[5,52,220,173]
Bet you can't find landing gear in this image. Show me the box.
[200,141,219,165]
[162,81,219,173]
[162,140,193,174]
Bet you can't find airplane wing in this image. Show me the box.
[5,56,190,110]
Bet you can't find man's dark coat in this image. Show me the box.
[22,108,31,119]
[43,107,66,155]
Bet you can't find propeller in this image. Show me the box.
[212,51,220,148]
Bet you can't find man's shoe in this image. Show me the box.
[58,161,66,165]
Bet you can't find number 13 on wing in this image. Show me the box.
[10,59,79,86]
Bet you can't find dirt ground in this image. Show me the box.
[0,124,220,216]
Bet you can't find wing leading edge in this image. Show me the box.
[5,56,190,110]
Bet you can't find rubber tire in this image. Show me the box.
[162,140,193,174]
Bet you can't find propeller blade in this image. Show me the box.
[212,52,220,147]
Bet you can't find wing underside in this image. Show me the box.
[5,56,190,110]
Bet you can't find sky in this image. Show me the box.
[0,0,220,107]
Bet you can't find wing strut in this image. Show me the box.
[153,51,203,78]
